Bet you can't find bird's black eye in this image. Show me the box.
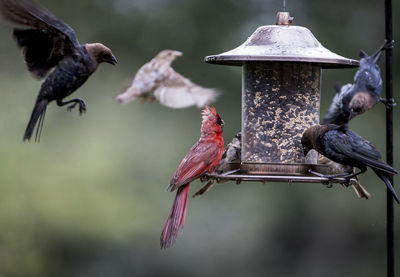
[216,117,224,126]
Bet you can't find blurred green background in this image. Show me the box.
[0,0,399,276]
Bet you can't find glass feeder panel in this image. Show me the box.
[242,62,321,164]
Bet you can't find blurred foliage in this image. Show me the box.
[0,0,399,276]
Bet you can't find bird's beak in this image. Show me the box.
[107,54,118,65]
[174,51,183,57]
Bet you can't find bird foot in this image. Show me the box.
[307,170,335,187]
[341,177,352,187]
[382,39,395,51]
[380,97,397,109]
[67,98,86,115]
[140,94,153,103]
[200,173,211,182]
[67,102,77,112]
[307,170,356,188]
[192,181,215,198]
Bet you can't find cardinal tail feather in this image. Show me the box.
[160,184,190,249]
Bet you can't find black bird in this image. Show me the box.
[302,124,399,203]
[322,40,394,126]
[0,0,117,141]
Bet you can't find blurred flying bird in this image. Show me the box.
[302,124,399,203]
[0,0,117,142]
[116,50,218,108]
[193,132,241,197]
[161,106,224,248]
[322,40,394,126]
[317,155,371,199]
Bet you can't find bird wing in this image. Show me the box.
[347,130,398,175]
[116,60,174,104]
[322,83,353,125]
[0,0,80,78]
[154,70,218,109]
[169,141,222,190]
[327,130,397,175]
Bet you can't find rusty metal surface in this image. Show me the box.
[205,25,359,68]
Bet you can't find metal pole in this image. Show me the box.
[385,0,394,276]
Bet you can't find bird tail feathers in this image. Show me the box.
[23,98,48,142]
[353,153,398,176]
[160,184,190,248]
[373,169,400,204]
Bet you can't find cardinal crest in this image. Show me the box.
[201,106,218,121]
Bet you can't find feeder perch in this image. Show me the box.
[205,11,359,184]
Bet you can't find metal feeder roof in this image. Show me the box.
[205,13,359,68]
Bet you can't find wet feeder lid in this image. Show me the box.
[205,12,359,68]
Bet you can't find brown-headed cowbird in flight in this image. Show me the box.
[302,124,399,203]
[0,0,117,142]
[322,40,394,126]
[116,50,218,109]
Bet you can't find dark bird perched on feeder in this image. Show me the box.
[302,124,399,203]
[116,50,218,108]
[322,40,394,126]
[0,0,117,142]
[161,106,224,248]
[193,132,241,197]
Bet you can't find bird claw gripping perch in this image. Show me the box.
[372,39,394,62]
[378,40,396,109]
[200,173,211,183]
[380,97,397,109]
[307,169,348,188]
[380,39,394,52]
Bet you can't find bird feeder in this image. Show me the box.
[205,11,359,183]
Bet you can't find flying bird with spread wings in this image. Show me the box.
[0,0,117,142]
[116,50,218,109]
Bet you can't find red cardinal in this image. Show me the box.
[160,106,224,248]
